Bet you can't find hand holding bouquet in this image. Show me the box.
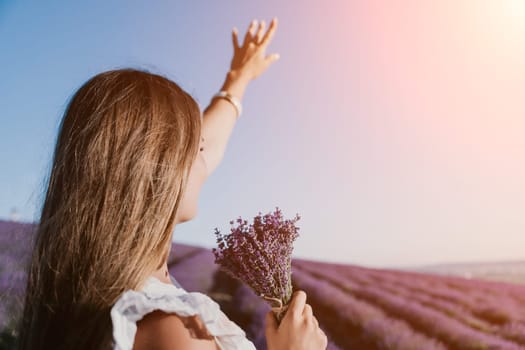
[212,207,301,323]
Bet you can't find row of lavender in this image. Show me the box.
[169,245,519,349]
[292,258,525,350]
[4,219,525,349]
[170,248,525,349]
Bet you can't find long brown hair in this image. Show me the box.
[17,68,202,349]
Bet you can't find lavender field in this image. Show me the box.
[2,220,525,349]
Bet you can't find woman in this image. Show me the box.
[18,18,328,349]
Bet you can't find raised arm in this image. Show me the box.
[200,18,280,178]
[200,70,249,177]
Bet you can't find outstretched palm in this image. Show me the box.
[230,18,280,81]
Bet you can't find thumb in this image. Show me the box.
[265,311,278,334]
[266,53,280,63]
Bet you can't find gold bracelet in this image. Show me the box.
[211,90,242,118]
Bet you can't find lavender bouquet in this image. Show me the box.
[212,207,301,323]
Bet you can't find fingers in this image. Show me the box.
[311,317,327,349]
[303,305,326,348]
[265,52,280,64]
[287,290,307,321]
[259,17,278,50]
[265,310,278,333]
[254,20,265,43]
[302,303,313,320]
[232,27,239,51]
[235,18,278,49]
[312,315,319,328]
[319,328,328,349]
[249,19,258,37]
[303,304,319,329]
[242,19,258,47]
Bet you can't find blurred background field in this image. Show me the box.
[4,220,525,350]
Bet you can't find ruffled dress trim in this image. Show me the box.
[110,275,257,350]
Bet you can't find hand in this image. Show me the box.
[229,18,280,82]
[265,291,328,350]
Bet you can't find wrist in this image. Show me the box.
[211,91,242,118]
[226,69,251,85]
[221,70,250,100]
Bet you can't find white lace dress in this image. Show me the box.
[110,274,257,350]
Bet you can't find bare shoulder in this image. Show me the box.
[133,310,220,350]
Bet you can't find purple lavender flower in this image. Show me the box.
[212,207,300,323]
